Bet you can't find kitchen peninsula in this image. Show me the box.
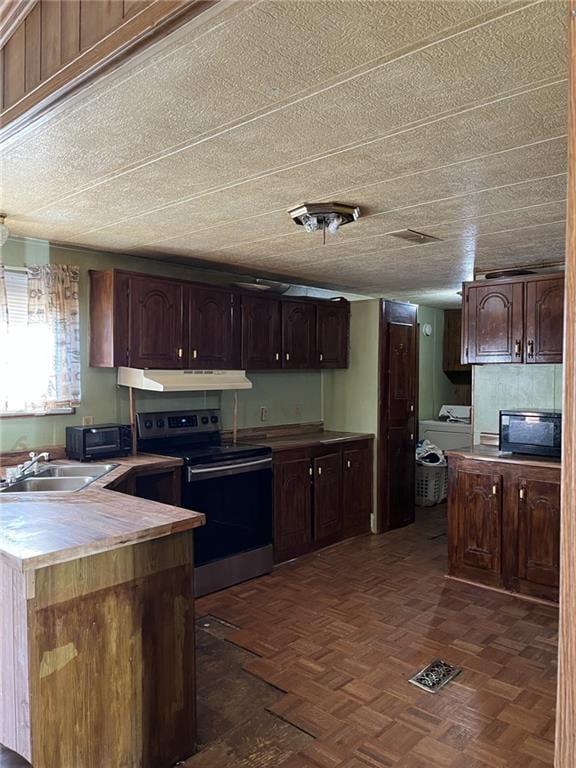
[0,456,205,768]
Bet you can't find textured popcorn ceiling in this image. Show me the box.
[0,0,568,307]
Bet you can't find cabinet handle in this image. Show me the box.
[309,466,313,477]
[319,353,323,362]
[347,459,351,469]
[410,404,414,413]
[410,433,414,441]
[193,349,198,360]
[519,486,526,501]
[177,347,183,359]
[514,340,522,357]
[318,466,322,476]
[492,484,498,496]
[275,352,280,361]
[527,340,535,359]
[286,353,290,361]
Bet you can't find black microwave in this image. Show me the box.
[499,410,562,459]
[65,424,132,461]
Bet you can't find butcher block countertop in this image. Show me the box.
[446,444,562,470]
[242,429,374,452]
[0,454,205,573]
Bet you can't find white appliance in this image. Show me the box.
[117,367,252,392]
[419,405,472,451]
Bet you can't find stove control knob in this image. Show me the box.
[144,419,153,429]
[210,415,218,424]
[156,419,164,429]
[201,416,209,425]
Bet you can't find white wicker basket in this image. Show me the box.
[415,461,448,507]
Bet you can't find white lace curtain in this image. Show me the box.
[0,264,81,414]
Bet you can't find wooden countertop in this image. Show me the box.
[446,444,562,470]
[0,455,205,573]
[243,429,374,452]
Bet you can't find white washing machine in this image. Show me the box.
[419,405,472,451]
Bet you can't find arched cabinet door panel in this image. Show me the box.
[281,301,316,369]
[188,286,239,370]
[241,296,282,370]
[464,282,524,364]
[525,277,565,364]
[128,277,185,369]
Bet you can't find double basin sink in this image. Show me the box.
[1,464,117,494]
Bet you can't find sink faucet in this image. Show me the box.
[16,452,50,480]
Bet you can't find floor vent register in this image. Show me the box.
[408,659,462,693]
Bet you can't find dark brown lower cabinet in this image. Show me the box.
[273,452,313,563]
[274,439,373,564]
[313,452,342,546]
[448,453,560,603]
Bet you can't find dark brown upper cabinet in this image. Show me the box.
[463,281,524,364]
[90,269,350,371]
[316,301,349,368]
[461,273,564,365]
[282,300,317,369]
[525,276,565,364]
[188,285,239,370]
[443,309,471,373]
[241,295,282,370]
[129,276,186,370]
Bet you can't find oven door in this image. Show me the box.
[501,413,561,457]
[183,456,273,566]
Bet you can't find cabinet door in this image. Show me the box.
[515,477,560,599]
[525,277,564,364]
[342,444,372,536]
[316,302,349,368]
[443,308,470,372]
[464,282,524,363]
[453,469,502,584]
[313,452,342,545]
[189,286,239,369]
[273,455,312,563]
[241,296,282,369]
[282,301,316,369]
[128,276,185,369]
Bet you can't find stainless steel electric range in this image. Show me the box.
[137,409,273,597]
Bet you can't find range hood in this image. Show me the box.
[117,367,253,392]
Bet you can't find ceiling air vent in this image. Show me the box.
[389,229,442,244]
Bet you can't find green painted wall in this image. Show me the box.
[417,306,455,420]
[0,237,321,452]
[473,363,563,442]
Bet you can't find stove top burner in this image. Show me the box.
[148,441,270,466]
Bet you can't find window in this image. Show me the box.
[0,265,81,416]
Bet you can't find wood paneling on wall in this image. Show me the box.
[0,0,216,133]
[555,5,576,767]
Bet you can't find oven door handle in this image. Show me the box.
[187,457,272,481]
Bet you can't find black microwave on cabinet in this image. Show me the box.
[66,424,132,461]
[499,410,562,459]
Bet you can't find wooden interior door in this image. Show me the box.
[378,301,418,531]
[128,276,184,369]
[516,477,561,596]
[241,295,281,369]
[465,282,524,363]
[342,444,372,536]
[455,469,502,583]
[273,454,312,563]
[189,286,238,369]
[281,301,316,368]
[316,301,349,368]
[525,277,565,364]
[313,452,342,545]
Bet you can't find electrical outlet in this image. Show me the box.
[82,415,94,426]
[260,406,269,422]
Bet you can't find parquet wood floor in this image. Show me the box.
[197,507,558,768]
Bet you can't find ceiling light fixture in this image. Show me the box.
[289,203,360,244]
[0,214,9,247]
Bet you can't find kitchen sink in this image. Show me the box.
[2,476,93,493]
[36,463,118,478]
[1,463,118,493]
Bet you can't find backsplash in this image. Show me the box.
[473,364,563,442]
